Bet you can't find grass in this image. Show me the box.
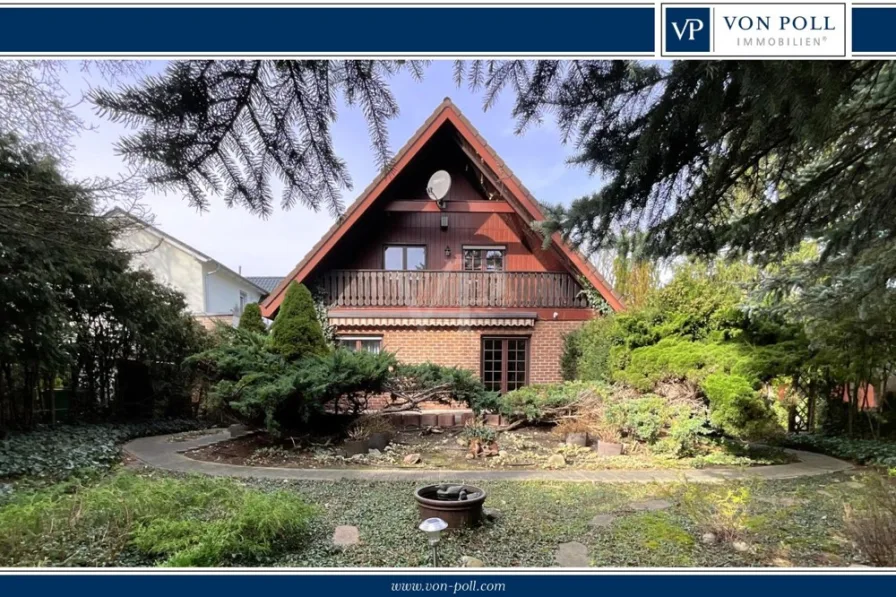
[1,467,889,567]
[0,471,315,567]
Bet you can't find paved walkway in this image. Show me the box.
[124,429,853,483]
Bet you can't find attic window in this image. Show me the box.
[463,246,505,272]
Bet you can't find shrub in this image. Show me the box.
[576,316,619,381]
[238,303,266,334]
[701,372,775,438]
[843,476,896,566]
[496,381,609,422]
[606,395,670,444]
[0,472,316,566]
[270,282,327,360]
[387,363,496,413]
[677,483,764,542]
[0,419,200,480]
[461,420,497,443]
[560,328,583,381]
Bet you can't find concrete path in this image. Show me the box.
[124,430,853,484]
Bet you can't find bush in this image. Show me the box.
[0,472,315,566]
[560,328,583,381]
[844,476,896,566]
[0,419,200,480]
[238,303,266,334]
[605,395,709,455]
[576,316,619,381]
[387,363,497,414]
[701,372,775,438]
[496,381,609,422]
[270,282,327,360]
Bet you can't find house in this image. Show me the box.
[261,99,623,391]
[107,208,269,329]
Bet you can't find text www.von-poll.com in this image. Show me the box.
[391,581,507,593]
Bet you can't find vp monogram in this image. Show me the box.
[671,18,705,41]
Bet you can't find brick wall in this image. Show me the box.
[194,314,232,331]
[336,320,586,384]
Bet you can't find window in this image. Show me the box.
[463,247,505,271]
[238,290,248,314]
[384,245,426,270]
[481,337,529,393]
[337,336,382,354]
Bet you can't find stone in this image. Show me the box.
[461,412,475,425]
[595,441,623,456]
[403,414,421,428]
[465,453,475,460]
[367,448,382,457]
[483,508,501,521]
[332,525,360,548]
[420,414,438,427]
[402,453,422,465]
[701,532,718,545]
[460,556,485,567]
[349,454,366,462]
[438,414,455,428]
[228,423,249,438]
[554,541,589,567]
[589,514,616,528]
[732,541,750,553]
[485,414,501,427]
[628,499,673,512]
[456,437,468,446]
[846,481,864,489]
[546,454,567,468]
[498,450,508,458]
[566,432,588,447]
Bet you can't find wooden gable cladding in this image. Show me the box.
[323,209,566,272]
[261,98,624,317]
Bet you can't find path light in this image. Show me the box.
[418,517,448,567]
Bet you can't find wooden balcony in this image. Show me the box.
[317,270,589,309]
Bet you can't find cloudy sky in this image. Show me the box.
[64,61,604,277]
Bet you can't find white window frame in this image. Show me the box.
[337,335,383,353]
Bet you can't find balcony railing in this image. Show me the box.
[318,270,588,309]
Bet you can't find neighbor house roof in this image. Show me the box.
[105,207,270,296]
[260,98,624,317]
[246,276,284,293]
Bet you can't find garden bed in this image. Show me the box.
[183,426,795,471]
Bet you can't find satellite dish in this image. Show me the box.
[426,170,451,206]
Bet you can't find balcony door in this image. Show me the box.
[481,337,529,393]
[463,246,506,306]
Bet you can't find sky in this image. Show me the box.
[64,61,604,277]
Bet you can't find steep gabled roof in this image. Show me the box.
[261,98,624,317]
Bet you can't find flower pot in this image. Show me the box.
[368,432,392,451]
[414,484,487,529]
[566,432,589,447]
[595,441,623,456]
[343,439,369,457]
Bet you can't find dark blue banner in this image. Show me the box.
[853,6,896,53]
[0,7,655,54]
[1,573,895,596]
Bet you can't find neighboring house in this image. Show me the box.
[261,99,623,392]
[107,208,269,329]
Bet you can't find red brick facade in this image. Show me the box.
[336,319,586,385]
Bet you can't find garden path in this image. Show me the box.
[124,430,853,483]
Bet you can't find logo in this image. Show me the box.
[665,7,711,52]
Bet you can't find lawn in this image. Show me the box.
[0,466,888,567]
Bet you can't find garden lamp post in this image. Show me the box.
[418,517,448,567]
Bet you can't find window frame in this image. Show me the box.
[336,335,383,353]
[238,290,248,314]
[463,245,506,272]
[383,244,427,271]
[480,335,530,394]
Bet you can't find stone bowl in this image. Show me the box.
[414,484,487,529]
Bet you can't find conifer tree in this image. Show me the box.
[269,282,327,360]
[238,303,266,335]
